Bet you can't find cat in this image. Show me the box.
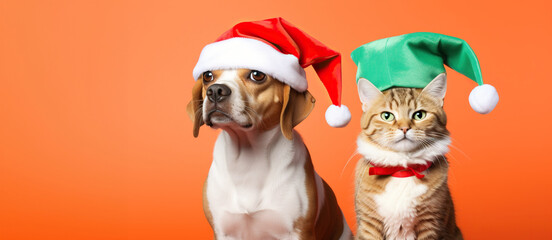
[354,74,463,240]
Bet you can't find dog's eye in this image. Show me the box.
[249,70,266,82]
[203,71,214,82]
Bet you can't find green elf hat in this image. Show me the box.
[351,32,498,114]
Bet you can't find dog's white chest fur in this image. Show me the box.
[375,177,427,240]
[206,127,309,239]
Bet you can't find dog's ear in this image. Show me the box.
[186,80,204,138]
[280,85,316,140]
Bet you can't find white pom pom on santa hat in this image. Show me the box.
[325,104,351,128]
[469,84,499,114]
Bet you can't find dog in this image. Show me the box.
[187,68,353,240]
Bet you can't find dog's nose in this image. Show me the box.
[207,84,232,103]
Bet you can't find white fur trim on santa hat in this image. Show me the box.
[325,104,351,128]
[469,84,499,114]
[193,37,307,92]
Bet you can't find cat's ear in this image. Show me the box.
[422,73,447,105]
[358,78,383,112]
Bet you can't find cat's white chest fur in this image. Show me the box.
[374,177,427,240]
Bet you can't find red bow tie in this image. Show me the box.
[369,162,432,179]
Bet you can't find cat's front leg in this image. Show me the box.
[413,211,442,240]
[355,218,385,240]
[413,209,453,240]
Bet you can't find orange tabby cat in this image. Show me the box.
[354,74,463,240]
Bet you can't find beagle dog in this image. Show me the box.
[187,68,353,240]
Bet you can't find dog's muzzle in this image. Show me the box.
[204,83,240,127]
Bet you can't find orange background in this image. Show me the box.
[1,0,551,239]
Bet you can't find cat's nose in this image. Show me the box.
[400,127,410,134]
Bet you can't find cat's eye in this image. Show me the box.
[413,110,427,120]
[202,71,214,82]
[381,112,395,122]
[249,70,266,82]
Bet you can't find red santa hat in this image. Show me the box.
[192,17,351,128]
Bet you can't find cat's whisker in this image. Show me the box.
[418,138,464,184]
[447,144,472,161]
[418,139,450,168]
[425,136,471,165]
[341,150,362,178]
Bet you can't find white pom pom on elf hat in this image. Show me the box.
[469,84,499,114]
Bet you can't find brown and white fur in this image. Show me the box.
[187,69,352,240]
[354,74,463,240]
